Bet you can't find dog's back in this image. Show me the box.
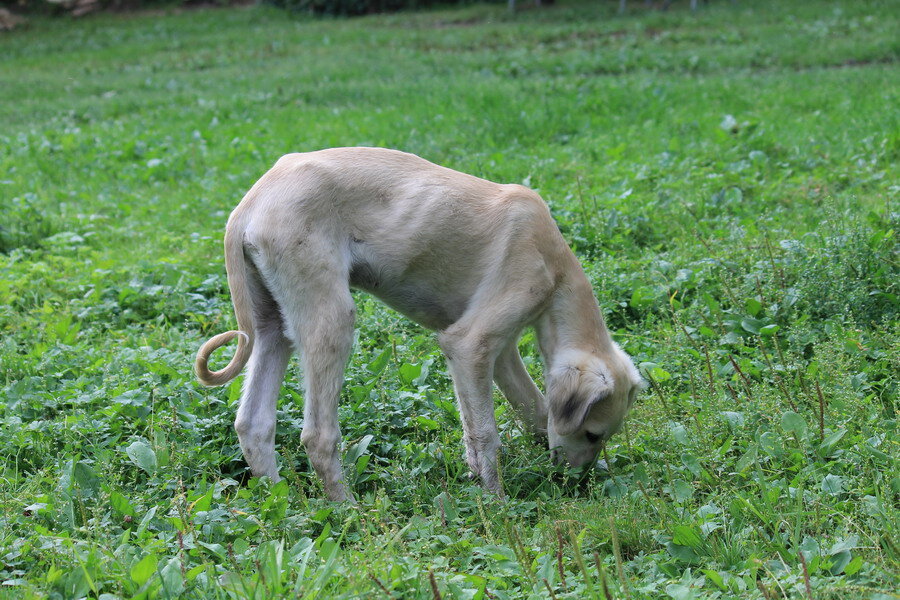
[235,147,564,330]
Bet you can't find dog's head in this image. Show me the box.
[546,344,642,467]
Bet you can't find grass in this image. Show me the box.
[1,0,898,597]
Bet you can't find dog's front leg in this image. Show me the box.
[439,329,503,494]
[494,341,548,438]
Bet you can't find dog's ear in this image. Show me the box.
[548,364,615,436]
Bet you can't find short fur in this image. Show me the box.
[195,147,642,500]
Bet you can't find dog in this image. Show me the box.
[195,147,642,501]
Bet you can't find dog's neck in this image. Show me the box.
[533,269,614,370]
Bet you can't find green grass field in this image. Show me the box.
[1,0,898,597]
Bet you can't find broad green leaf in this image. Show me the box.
[649,366,671,383]
[198,542,227,559]
[829,550,852,575]
[780,411,807,438]
[109,491,137,517]
[415,416,439,430]
[130,554,157,586]
[433,492,459,522]
[160,557,185,596]
[681,453,702,477]
[190,488,213,514]
[398,362,422,385]
[73,462,100,498]
[126,441,157,475]
[345,434,374,465]
[703,293,720,313]
[228,379,241,406]
[136,506,157,539]
[759,431,781,456]
[671,423,689,445]
[721,411,745,429]
[740,318,765,334]
[672,479,694,502]
[413,358,433,386]
[603,478,628,498]
[745,297,762,317]
[843,556,863,576]
[665,582,697,600]
[672,524,703,548]
[759,324,780,336]
[666,541,699,564]
[675,268,694,286]
[821,474,844,495]
[311,507,333,523]
[356,454,370,477]
[702,569,726,590]
[367,346,391,375]
[800,537,821,558]
[827,535,859,556]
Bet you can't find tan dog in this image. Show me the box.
[195,147,642,501]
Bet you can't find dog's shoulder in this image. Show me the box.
[491,184,555,226]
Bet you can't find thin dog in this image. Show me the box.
[195,147,642,501]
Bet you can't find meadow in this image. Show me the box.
[0,0,898,597]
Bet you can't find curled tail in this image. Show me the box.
[195,210,256,386]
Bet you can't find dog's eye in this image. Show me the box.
[585,431,601,444]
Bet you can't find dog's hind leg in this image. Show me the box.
[494,341,548,438]
[296,287,356,501]
[234,269,292,481]
[268,250,356,502]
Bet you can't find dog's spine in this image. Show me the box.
[194,208,255,386]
